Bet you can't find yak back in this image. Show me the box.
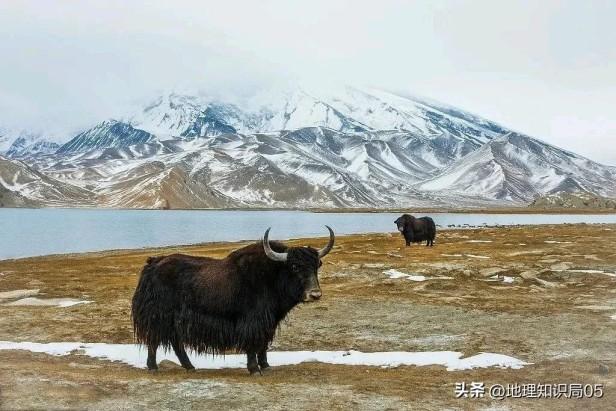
[135,241,291,318]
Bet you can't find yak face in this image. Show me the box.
[285,247,322,302]
[394,217,405,233]
[262,226,334,303]
[395,215,413,233]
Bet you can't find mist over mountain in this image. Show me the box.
[1,85,614,209]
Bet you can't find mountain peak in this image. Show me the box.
[57,120,155,154]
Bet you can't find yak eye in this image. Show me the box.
[291,264,298,271]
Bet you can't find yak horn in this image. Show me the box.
[263,228,288,262]
[317,226,335,258]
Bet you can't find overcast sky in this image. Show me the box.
[1,0,615,164]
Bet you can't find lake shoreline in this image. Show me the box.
[2,205,616,214]
[2,222,614,262]
[2,209,616,260]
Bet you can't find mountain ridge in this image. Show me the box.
[1,86,614,209]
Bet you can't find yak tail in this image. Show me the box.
[426,217,437,240]
[131,257,175,348]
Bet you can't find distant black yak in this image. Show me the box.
[394,214,436,246]
[131,226,335,374]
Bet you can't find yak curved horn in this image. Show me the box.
[263,227,288,262]
[317,225,335,258]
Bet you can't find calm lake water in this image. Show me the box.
[1,208,615,260]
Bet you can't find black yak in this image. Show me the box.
[131,226,335,374]
[394,214,436,246]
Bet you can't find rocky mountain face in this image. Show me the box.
[1,86,614,209]
[0,155,93,207]
[418,133,616,202]
[529,191,616,209]
[57,120,156,154]
[6,134,60,158]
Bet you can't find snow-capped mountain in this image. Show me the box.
[1,85,614,209]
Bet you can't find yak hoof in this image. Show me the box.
[148,367,159,373]
[248,367,263,376]
[185,366,196,373]
[259,363,271,372]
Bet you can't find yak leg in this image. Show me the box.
[147,343,159,371]
[257,347,270,371]
[172,341,195,371]
[247,351,261,375]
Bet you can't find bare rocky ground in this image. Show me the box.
[0,224,615,410]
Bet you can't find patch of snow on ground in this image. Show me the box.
[383,269,414,279]
[465,254,491,259]
[442,254,463,257]
[576,305,615,311]
[544,241,573,244]
[383,269,452,282]
[0,342,530,371]
[0,289,39,301]
[4,297,92,307]
[554,269,616,277]
[488,275,515,284]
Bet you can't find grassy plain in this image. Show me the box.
[0,224,615,410]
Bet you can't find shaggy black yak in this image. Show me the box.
[131,226,335,374]
[395,214,436,246]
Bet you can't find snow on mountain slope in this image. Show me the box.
[6,133,60,158]
[27,126,507,208]
[127,85,510,143]
[418,133,616,202]
[9,124,615,209]
[323,87,507,142]
[57,120,156,154]
[0,155,94,206]
[130,94,208,138]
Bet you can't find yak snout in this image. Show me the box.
[303,288,322,302]
[303,275,322,302]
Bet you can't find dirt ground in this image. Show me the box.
[0,224,615,410]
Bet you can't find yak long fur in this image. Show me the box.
[131,241,314,355]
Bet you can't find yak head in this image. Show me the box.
[262,226,334,302]
[394,214,415,233]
